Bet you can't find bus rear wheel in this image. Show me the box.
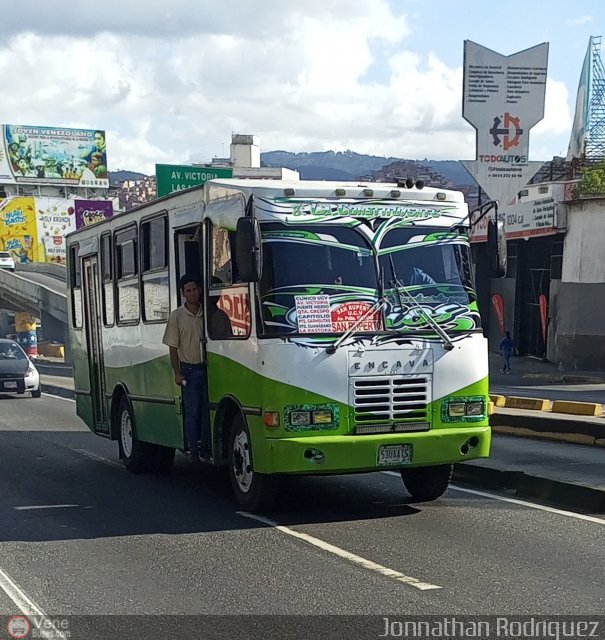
[228,413,276,512]
[117,396,174,474]
[400,464,453,502]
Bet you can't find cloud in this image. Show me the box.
[566,15,593,27]
[0,2,572,172]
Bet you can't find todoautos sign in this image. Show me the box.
[461,41,548,208]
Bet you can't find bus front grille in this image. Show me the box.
[352,376,430,425]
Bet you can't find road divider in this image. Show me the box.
[454,463,605,513]
[504,396,552,411]
[551,400,603,416]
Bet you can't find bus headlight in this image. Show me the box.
[443,397,486,421]
[448,403,466,417]
[465,401,485,416]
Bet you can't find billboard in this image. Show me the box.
[0,124,108,188]
[156,164,233,198]
[74,199,113,229]
[35,197,77,264]
[0,197,39,263]
[470,183,564,242]
[461,41,548,209]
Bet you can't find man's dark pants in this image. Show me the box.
[180,362,211,454]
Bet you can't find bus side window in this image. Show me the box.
[115,225,140,325]
[207,222,253,339]
[69,244,83,329]
[101,233,114,326]
[141,215,169,323]
[210,225,233,287]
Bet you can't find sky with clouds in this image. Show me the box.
[1,0,602,173]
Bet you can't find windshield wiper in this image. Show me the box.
[387,255,454,351]
[326,297,387,355]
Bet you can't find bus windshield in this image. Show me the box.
[258,223,378,336]
[378,227,478,333]
[257,223,479,337]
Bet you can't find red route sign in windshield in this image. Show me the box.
[331,301,382,332]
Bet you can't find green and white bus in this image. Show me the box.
[66,178,504,510]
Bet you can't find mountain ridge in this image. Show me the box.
[108,151,476,187]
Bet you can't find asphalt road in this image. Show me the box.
[0,392,604,626]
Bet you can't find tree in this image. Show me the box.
[577,160,605,196]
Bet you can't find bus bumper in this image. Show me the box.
[260,426,491,474]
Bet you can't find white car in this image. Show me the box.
[0,251,16,271]
[0,339,41,398]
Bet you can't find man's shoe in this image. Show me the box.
[199,444,212,461]
[188,449,201,464]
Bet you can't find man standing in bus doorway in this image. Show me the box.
[162,274,211,463]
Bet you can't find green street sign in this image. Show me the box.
[155,164,233,197]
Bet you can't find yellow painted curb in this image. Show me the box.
[489,394,506,407]
[488,401,495,415]
[595,438,605,448]
[551,400,603,416]
[504,396,552,411]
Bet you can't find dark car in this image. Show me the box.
[0,339,41,397]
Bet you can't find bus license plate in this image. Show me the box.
[2,381,17,390]
[377,444,412,466]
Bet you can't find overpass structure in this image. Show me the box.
[0,263,70,362]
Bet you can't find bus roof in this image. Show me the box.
[205,178,466,204]
[66,177,468,241]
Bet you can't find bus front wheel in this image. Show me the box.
[400,464,453,502]
[117,395,174,474]
[228,413,275,512]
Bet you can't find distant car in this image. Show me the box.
[0,251,16,271]
[0,339,41,398]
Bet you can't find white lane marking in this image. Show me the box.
[238,510,442,591]
[0,566,67,638]
[74,449,122,468]
[41,392,75,403]
[14,504,78,511]
[0,565,45,615]
[382,471,605,525]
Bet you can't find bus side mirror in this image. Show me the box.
[487,218,507,278]
[235,217,262,282]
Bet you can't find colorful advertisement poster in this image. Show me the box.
[0,124,108,188]
[74,199,113,229]
[35,197,77,264]
[0,197,39,263]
